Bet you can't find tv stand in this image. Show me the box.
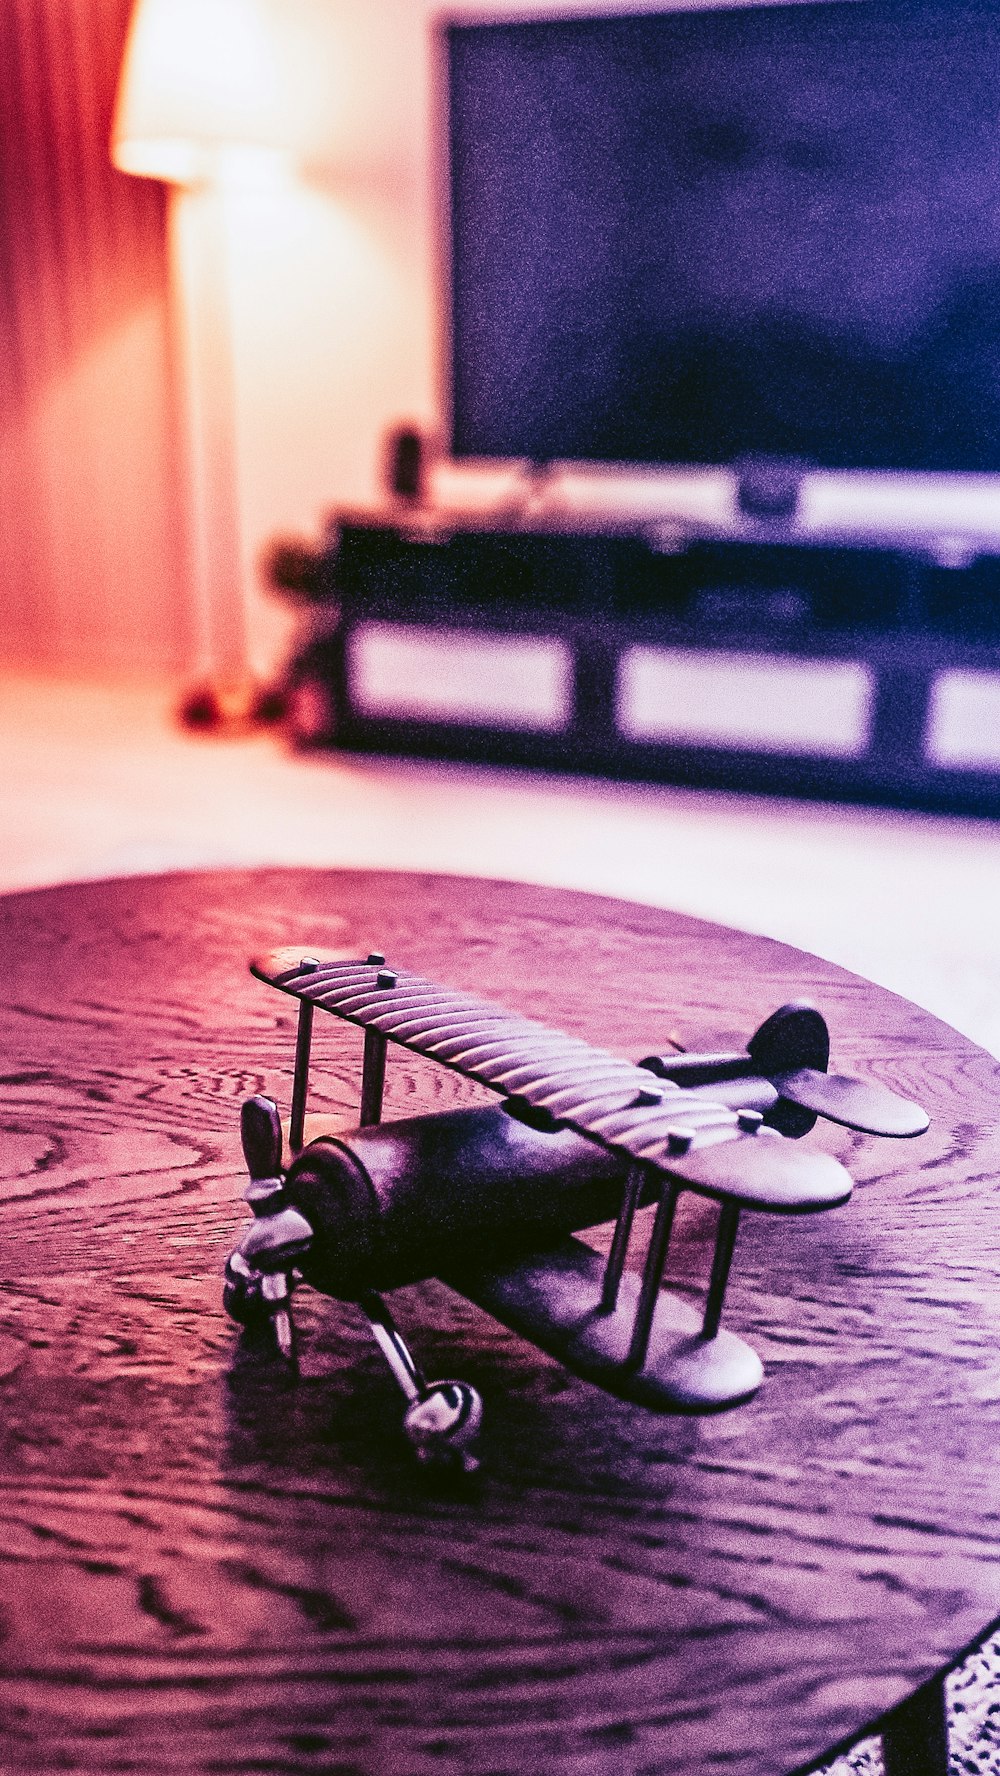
[284,514,1000,817]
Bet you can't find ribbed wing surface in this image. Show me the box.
[253,953,850,1211]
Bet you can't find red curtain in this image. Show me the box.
[0,0,186,672]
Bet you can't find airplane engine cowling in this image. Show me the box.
[283,1105,638,1298]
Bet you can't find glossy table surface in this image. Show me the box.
[1,867,999,1776]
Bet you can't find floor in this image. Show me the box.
[4,669,1000,1056]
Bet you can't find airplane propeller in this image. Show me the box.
[227,1094,484,1471]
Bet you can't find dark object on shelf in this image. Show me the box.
[385,424,426,503]
[262,536,326,602]
[224,953,927,1468]
[286,516,1000,817]
[734,455,806,522]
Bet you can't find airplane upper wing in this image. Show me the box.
[252,952,850,1214]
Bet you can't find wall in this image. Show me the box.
[217,0,441,676]
[222,0,789,677]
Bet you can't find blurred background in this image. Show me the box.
[4,0,1000,1060]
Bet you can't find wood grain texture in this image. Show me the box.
[1,867,999,1776]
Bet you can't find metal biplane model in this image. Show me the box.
[224,951,929,1471]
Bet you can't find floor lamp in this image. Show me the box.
[111,0,290,729]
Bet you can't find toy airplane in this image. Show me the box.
[224,951,929,1471]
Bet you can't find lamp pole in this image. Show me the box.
[111,0,285,731]
[167,167,265,728]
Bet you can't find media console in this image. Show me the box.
[285,515,1000,816]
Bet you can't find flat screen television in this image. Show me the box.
[445,1,1000,474]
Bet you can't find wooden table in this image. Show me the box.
[1,867,999,1776]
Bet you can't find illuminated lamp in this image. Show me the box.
[111,0,299,730]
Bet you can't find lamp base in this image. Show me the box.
[178,676,287,735]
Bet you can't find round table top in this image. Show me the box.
[1,866,999,1776]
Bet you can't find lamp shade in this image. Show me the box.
[111,0,298,184]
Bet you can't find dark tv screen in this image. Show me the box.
[446,1,1000,472]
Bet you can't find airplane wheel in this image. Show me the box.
[403,1380,483,1474]
[223,1280,250,1325]
[223,1254,260,1326]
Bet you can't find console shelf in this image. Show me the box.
[286,519,1000,816]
